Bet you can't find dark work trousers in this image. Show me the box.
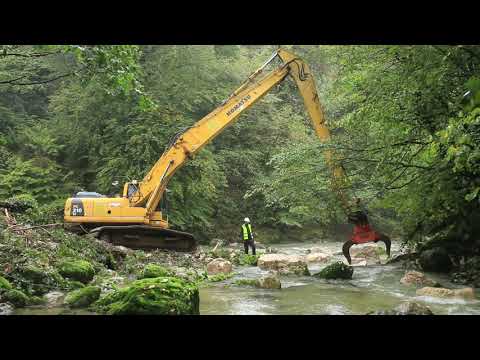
[244,239,256,255]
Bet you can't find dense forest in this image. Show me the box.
[1,45,479,255]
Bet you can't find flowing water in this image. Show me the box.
[11,241,480,315]
[200,241,480,315]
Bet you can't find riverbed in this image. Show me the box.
[200,241,480,315]
[12,240,480,315]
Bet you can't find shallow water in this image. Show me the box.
[199,241,480,315]
[10,240,480,315]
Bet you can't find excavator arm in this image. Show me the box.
[129,48,349,218]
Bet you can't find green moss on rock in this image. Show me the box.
[314,262,353,280]
[93,276,199,315]
[207,272,234,282]
[58,259,95,284]
[0,275,12,290]
[28,296,46,306]
[2,289,29,307]
[139,264,174,279]
[65,286,101,308]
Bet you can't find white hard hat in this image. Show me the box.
[244,217,250,223]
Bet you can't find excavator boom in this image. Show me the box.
[64,48,348,251]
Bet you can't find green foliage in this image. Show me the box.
[207,272,234,282]
[233,278,258,287]
[0,275,13,290]
[238,254,260,266]
[0,194,38,213]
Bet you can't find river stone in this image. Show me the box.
[314,262,353,280]
[256,272,281,289]
[350,245,384,265]
[305,252,330,263]
[368,301,434,315]
[257,254,310,276]
[207,259,232,275]
[58,259,95,284]
[93,276,200,315]
[400,271,441,287]
[0,303,14,315]
[43,291,65,307]
[418,248,452,273]
[140,264,174,279]
[416,286,476,299]
[64,286,101,308]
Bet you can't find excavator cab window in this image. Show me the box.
[127,183,139,199]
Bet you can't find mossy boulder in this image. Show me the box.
[139,264,175,279]
[0,275,12,290]
[19,265,49,283]
[58,259,95,284]
[2,289,29,307]
[65,286,101,308]
[93,276,199,315]
[314,262,354,280]
[419,248,453,273]
[234,279,258,287]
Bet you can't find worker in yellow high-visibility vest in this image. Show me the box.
[241,217,256,255]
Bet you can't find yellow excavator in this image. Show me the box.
[64,48,384,258]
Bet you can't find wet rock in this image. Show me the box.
[0,302,14,315]
[350,245,384,265]
[257,254,310,276]
[314,262,353,280]
[257,272,281,289]
[110,245,133,259]
[265,247,279,254]
[400,271,441,287]
[207,259,233,275]
[255,242,266,250]
[418,248,452,273]
[368,301,434,315]
[308,246,326,254]
[1,289,29,307]
[58,259,95,284]
[139,264,174,279]
[64,286,101,308]
[416,286,476,299]
[43,291,65,307]
[93,276,200,315]
[0,275,12,290]
[305,252,330,263]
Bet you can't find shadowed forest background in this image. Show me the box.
[1,45,480,255]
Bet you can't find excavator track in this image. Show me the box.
[88,225,196,252]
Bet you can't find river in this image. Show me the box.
[12,241,480,315]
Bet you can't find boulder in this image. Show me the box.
[350,245,384,265]
[368,301,434,315]
[308,246,326,254]
[416,286,476,299]
[257,254,310,276]
[140,264,174,279]
[0,303,14,315]
[43,291,65,307]
[314,262,353,280]
[207,259,233,275]
[58,259,95,284]
[0,276,12,290]
[93,276,200,315]
[256,272,281,289]
[400,271,441,287]
[418,248,453,273]
[64,286,101,308]
[305,252,330,263]
[1,289,29,307]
